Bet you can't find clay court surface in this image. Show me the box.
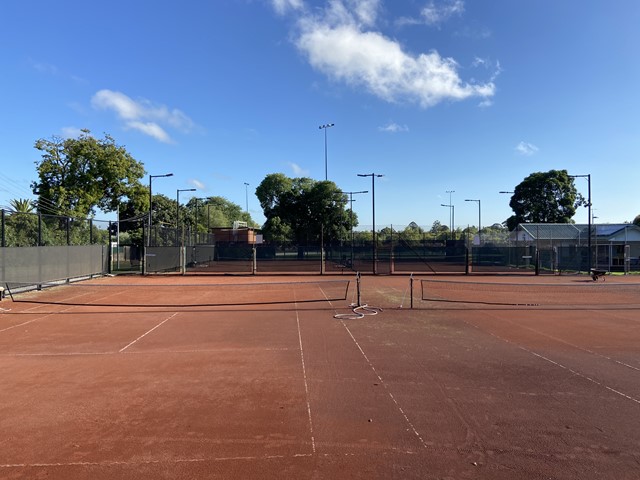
[1,273,639,479]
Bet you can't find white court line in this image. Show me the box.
[340,321,428,449]
[508,319,640,373]
[1,347,293,358]
[294,294,316,454]
[0,453,318,469]
[0,304,82,333]
[466,314,640,406]
[320,284,427,449]
[119,313,178,353]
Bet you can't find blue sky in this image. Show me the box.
[1,0,639,230]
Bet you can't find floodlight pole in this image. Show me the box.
[446,190,455,240]
[569,174,592,272]
[177,188,196,245]
[195,197,208,242]
[319,123,334,181]
[465,199,481,245]
[441,204,454,240]
[339,190,368,266]
[149,173,173,246]
[358,173,384,274]
[244,182,250,213]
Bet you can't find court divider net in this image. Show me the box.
[3,278,351,308]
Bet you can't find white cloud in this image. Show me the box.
[421,0,465,26]
[126,121,172,143]
[272,0,304,15]
[60,127,84,138]
[379,122,408,133]
[288,162,309,176]
[515,141,539,156]
[188,179,205,190]
[286,1,494,108]
[91,89,195,143]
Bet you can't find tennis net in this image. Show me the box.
[420,278,640,307]
[3,277,351,308]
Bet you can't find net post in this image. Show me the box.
[356,272,361,307]
[410,273,414,309]
[252,246,257,275]
[5,283,14,301]
[465,246,470,274]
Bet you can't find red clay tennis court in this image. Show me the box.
[1,273,639,479]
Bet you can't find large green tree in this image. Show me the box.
[32,130,145,217]
[186,196,258,232]
[255,173,356,244]
[505,169,582,231]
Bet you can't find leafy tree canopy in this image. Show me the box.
[505,169,581,231]
[186,196,259,231]
[32,129,145,217]
[634,215,640,227]
[255,173,356,243]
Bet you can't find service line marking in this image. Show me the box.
[119,313,178,353]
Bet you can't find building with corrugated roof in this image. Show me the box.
[510,223,640,272]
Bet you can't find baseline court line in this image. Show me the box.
[119,313,178,353]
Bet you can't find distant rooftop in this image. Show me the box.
[518,223,637,240]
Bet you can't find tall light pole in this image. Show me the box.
[441,204,454,240]
[195,197,209,240]
[339,190,368,265]
[244,182,250,214]
[465,199,481,245]
[319,123,334,181]
[149,172,173,245]
[176,188,196,245]
[569,174,592,272]
[446,190,455,240]
[358,173,384,274]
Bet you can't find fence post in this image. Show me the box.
[252,246,257,275]
[390,226,395,274]
[535,248,540,275]
[1,209,5,247]
[142,223,147,275]
[465,246,470,274]
[38,213,42,246]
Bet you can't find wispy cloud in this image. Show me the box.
[60,127,84,138]
[421,0,464,26]
[28,58,87,83]
[379,122,408,133]
[288,162,309,176]
[275,0,495,108]
[188,179,205,190]
[91,89,195,143]
[271,0,304,15]
[515,141,539,156]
